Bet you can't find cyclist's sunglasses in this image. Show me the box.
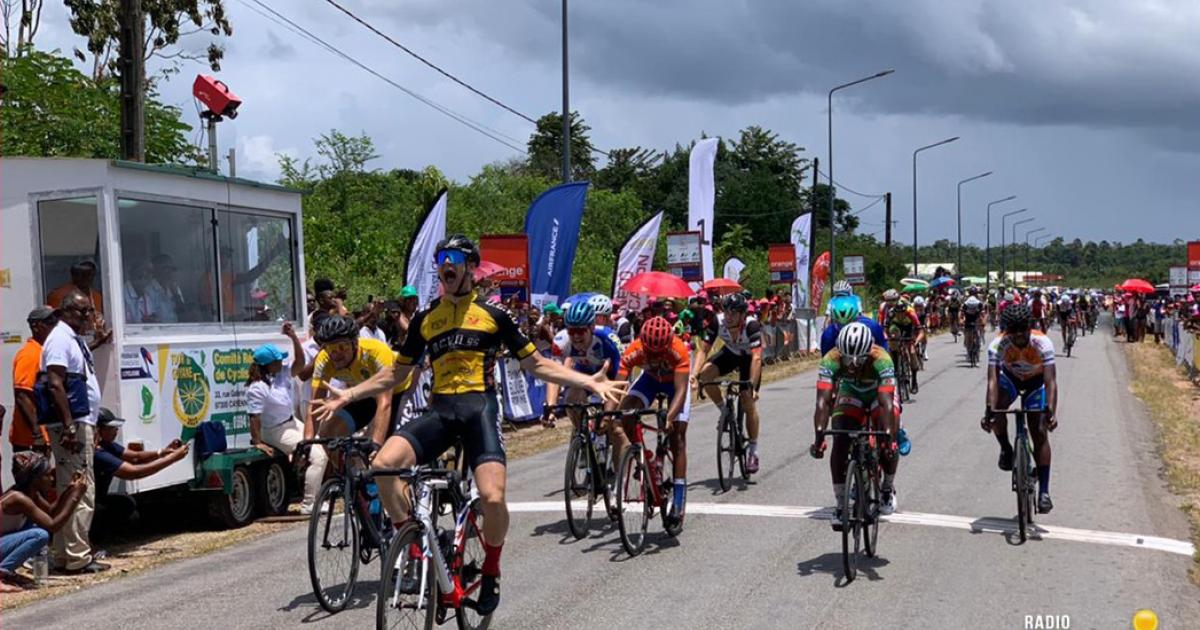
[567,326,591,336]
[435,249,468,266]
[844,355,869,368]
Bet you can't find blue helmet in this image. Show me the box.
[564,301,596,327]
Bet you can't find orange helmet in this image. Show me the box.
[639,316,673,351]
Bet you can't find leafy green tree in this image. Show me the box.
[0,48,199,163]
[525,111,596,182]
[1,1,46,56]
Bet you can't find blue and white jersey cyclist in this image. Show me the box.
[552,301,622,380]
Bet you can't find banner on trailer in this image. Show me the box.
[723,257,746,282]
[688,137,719,281]
[791,214,811,314]
[810,250,831,309]
[613,211,664,312]
[667,231,703,282]
[480,234,530,303]
[768,244,796,285]
[524,181,589,308]
[404,189,448,308]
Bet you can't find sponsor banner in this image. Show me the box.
[667,231,703,282]
[404,189,448,309]
[688,137,719,281]
[524,181,589,307]
[768,244,796,285]
[791,214,811,314]
[810,250,831,309]
[1189,241,1200,270]
[120,346,159,381]
[723,257,746,282]
[613,211,664,312]
[843,255,866,285]
[481,234,530,303]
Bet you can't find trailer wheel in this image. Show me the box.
[255,459,290,517]
[209,465,256,528]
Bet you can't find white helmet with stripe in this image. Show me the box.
[837,322,874,360]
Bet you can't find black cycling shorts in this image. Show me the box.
[397,392,505,470]
[339,393,403,435]
[708,348,753,382]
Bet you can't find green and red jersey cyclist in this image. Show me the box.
[809,323,902,522]
[981,303,1059,514]
[615,316,692,526]
[312,235,626,616]
[693,293,765,473]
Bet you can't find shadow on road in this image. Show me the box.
[690,477,754,496]
[278,578,381,621]
[796,551,889,586]
[967,515,1045,546]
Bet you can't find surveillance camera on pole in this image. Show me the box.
[193,75,242,172]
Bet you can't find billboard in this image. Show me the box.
[843,255,866,286]
[480,234,530,302]
[667,231,703,282]
[768,244,796,285]
[1169,266,1189,296]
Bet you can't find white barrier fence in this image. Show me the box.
[1161,317,1198,380]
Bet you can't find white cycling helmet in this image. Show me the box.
[832,280,853,296]
[587,293,613,316]
[837,322,874,360]
[913,296,926,307]
[964,296,981,307]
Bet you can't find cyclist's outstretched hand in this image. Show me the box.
[809,437,826,459]
[312,389,350,424]
[588,373,628,404]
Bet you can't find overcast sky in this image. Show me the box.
[30,0,1200,246]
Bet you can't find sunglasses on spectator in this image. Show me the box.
[69,305,95,315]
[435,249,468,266]
[567,326,591,336]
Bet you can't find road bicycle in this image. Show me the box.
[964,324,982,368]
[1064,315,1078,357]
[888,335,915,402]
[297,436,395,613]
[614,405,684,556]
[374,446,492,630]
[815,425,891,583]
[545,401,616,539]
[991,406,1041,543]
[700,379,755,492]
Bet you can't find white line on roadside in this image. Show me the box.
[508,501,1195,557]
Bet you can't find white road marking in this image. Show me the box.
[509,500,1195,557]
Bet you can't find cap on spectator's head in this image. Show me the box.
[27,305,55,323]
[253,344,288,366]
[543,303,562,316]
[400,285,419,299]
[98,407,125,427]
[12,451,49,490]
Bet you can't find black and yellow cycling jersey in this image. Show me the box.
[397,292,537,395]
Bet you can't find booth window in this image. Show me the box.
[117,198,219,324]
[216,210,297,322]
[38,197,103,312]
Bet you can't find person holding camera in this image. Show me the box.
[1,452,88,589]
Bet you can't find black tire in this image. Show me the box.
[615,445,649,556]
[563,434,595,540]
[864,468,881,558]
[455,502,492,630]
[208,465,256,528]
[660,449,683,538]
[716,410,734,493]
[255,459,290,517]
[376,521,435,630]
[308,479,359,613]
[841,461,861,582]
[736,401,750,481]
[896,357,910,403]
[1014,438,1029,544]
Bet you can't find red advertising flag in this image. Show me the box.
[1188,241,1200,271]
[480,234,530,301]
[810,251,831,309]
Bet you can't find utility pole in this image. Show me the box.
[884,192,892,249]
[560,0,571,183]
[118,0,145,161]
[808,157,819,270]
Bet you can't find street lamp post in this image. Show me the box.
[985,195,1017,293]
[1011,218,1034,284]
[1000,208,1028,284]
[1025,227,1047,285]
[560,0,570,182]
[912,136,960,278]
[827,69,893,284]
[1034,234,1054,286]
[957,171,992,276]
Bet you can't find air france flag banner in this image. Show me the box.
[525,181,589,308]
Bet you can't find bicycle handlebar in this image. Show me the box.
[821,428,893,438]
[697,379,754,388]
[544,401,604,412]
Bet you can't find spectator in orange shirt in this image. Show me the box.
[10,307,56,461]
[46,261,103,314]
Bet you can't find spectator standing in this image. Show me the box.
[42,290,108,573]
[123,262,159,324]
[358,302,389,344]
[246,323,327,514]
[46,261,103,315]
[10,307,55,460]
[0,452,87,589]
[396,286,420,342]
[148,254,185,323]
[91,409,190,533]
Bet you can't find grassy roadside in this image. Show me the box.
[1123,341,1200,583]
[2,352,822,610]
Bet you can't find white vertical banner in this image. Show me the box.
[613,211,664,311]
[688,137,719,282]
[723,257,746,282]
[791,214,811,310]
[405,190,448,309]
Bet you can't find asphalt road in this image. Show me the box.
[11,323,1200,630]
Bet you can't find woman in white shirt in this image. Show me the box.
[246,323,327,514]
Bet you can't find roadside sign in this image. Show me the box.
[480,234,530,302]
[1189,241,1200,271]
[843,255,866,285]
[768,244,796,285]
[667,231,703,282]
[1169,266,1189,296]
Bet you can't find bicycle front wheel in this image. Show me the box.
[616,446,649,556]
[308,479,360,613]
[376,521,435,630]
[716,411,734,492]
[735,401,750,481]
[1014,437,1030,543]
[563,434,595,540]
[455,501,492,630]
[864,467,881,558]
[841,461,862,582]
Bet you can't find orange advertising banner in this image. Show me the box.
[1188,240,1200,271]
[768,244,796,285]
[480,234,530,302]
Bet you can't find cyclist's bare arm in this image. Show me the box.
[520,352,627,404]
[369,391,393,447]
[749,349,763,397]
[667,371,689,422]
[813,387,834,437]
[875,388,897,435]
[313,362,415,423]
[1043,365,1058,428]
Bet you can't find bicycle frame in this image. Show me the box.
[623,408,670,508]
[297,436,389,550]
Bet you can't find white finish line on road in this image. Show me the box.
[508,501,1195,557]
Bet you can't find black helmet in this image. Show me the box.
[315,315,359,345]
[723,293,748,312]
[1001,303,1032,332]
[435,234,481,264]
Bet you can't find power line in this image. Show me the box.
[240,0,526,153]
[813,167,887,199]
[851,195,885,216]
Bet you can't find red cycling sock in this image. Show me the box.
[481,541,503,577]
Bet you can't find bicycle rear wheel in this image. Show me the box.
[896,356,911,403]
[716,409,735,492]
[308,479,360,613]
[563,434,595,540]
[863,467,881,558]
[1014,435,1030,543]
[841,461,862,582]
[736,401,750,481]
[377,521,435,630]
[616,446,649,556]
[455,501,492,630]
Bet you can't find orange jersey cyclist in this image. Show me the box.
[982,303,1059,514]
